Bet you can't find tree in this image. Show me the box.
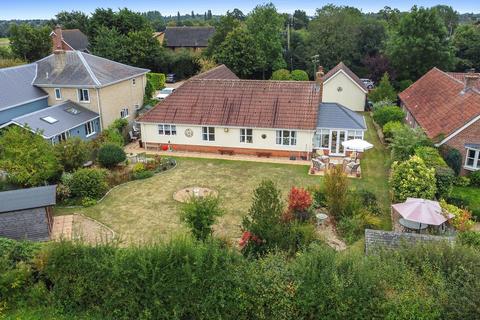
[215,26,263,78]
[228,8,245,21]
[452,24,480,70]
[385,6,454,80]
[432,5,459,37]
[54,11,89,33]
[324,165,349,218]
[0,126,60,187]
[369,73,397,102]
[390,125,432,162]
[97,143,126,168]
[390,156,436,202]
[292,10,309,30]
[362,54,395,83]
[91,27,129,64]
[54,137,90,172]
[9,24,51,62]
[291,69,309,81]
[271,69,291,80]
[180,195,224,241]
[204,15,241,57]
[246,3,286,78]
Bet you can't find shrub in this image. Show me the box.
[270,69,291,80]
[56,183,71,202]
[443,147,462,176]
[398,79,413,91]
[324,165,349,218]
[132,162,146,174]
[68,168,108,200]
[98,127,125,147]
[454,176,470,187]
[54,137,90,172]
[382,121,403,140]
[390,125,431,162]
[435,166,455,199]
[308,186,327,208]
[372,106,405,127]
[458,231,480,249]
[81,197,97,207]
[356,190,381,215]
[469,171,480,187]
[144,78,155,102]
[97,144,126,168]
[287,187,312,221]
[133,170,154,180]
[371,99,394,111]
[111,118,128,132]
[146,72,166,90]
[290,69,309,81]
[337,209,381,244]
[390,156,436,202]
[368,72,397,102]
[180,195,224,241]
[414,146,447,168]
[440,200,474,231]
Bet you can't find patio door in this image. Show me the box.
[330,130,346,156]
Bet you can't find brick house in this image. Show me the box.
[399,68,480,175]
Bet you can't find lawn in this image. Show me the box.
[451,186,480,219]
[0,37,9,46]
[56,114,391,243]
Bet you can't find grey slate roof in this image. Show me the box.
[61,29,89,51]
[164,26,215,47]
[0,185,56,213]
[33,51,149,88]
[0,64,48,112]
[12,101,99,138]
[317,103,367,130]
[0,208,51,241]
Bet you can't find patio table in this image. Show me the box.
[399,218,428,231]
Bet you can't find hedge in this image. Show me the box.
[146,72,166,90]
[372,106,405,127]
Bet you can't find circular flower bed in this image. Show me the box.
[173,187,218,203]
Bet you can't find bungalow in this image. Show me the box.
[158,26,215,52]
[0,185,56,241]
[322,62,368,112]
[138,67,366,158]
[399,68,480,175]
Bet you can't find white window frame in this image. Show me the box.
[120,107,129,119]
[240,128,253,144]
[464,148,480,171]
[347,130,364,141]
[157,124,177,136]
[84,120,96,137]
[202,127,215,141]
[276,130,297,146]
[78,89,90,103]
[58,130,70,142]
[54,88,62,100]
[314,129,330,149]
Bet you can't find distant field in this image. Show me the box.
[0,38,10,46]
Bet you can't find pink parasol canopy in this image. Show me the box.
[392,198,453,226]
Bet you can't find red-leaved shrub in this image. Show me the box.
[288,187,312,213]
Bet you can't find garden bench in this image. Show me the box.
[256,152,272,158]
[218,149,234,155]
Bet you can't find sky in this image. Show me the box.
[1,0,479,20]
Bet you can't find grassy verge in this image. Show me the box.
[451,186,480,219]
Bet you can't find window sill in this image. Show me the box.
[86,132,96,138]
[463,166,479,171]
[79,100,90,104]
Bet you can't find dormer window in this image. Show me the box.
[54,88,62,100]
[78,89,90,103]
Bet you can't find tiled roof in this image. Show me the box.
[164,26,215,47]
[138,79,321,130]
[33,51,149,88]
[61,29,89,51]
[0,64,48,112]
[399,68,480,139]
[447,72,480,92]
[191,65,239,80]
[322,62,368,92]
[12,101,99,138]
[317,103,366,130]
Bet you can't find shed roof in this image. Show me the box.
[138,79,321,130]
[164,26,215,47]
[33,51,149,88]
[12,100,99,138]
[0,64,48,112]
[0,185,56,213]
[316,103,366,130]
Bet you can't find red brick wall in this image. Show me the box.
[444,118,480,176]
[144,142,311,159]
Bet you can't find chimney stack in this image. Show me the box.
[315,66,324,101]
[464,68,479,92]
[53,25,66,71]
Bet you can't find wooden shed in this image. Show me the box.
[0,185,56,241]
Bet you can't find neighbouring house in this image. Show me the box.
[137,66,367,158]
[50,25,90,52]
[160,26,215,52]
[0,64,49,125]
[0,185,56,241]
[322,62,368,112]
[399,68,480,175]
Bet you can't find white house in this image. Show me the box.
[321,62,368,112]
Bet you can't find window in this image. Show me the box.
[84,120,96,137]
[132,78,136,86]
[347,130,363,140]
[276,130,296,146]
[240,128,253,143]
[120,107,129,119]
[58,131,70,142]
[158,124,177,136]
[202,127,215,141]
[78,89,90,102]
[314,129,330,148]
[41,116,58,124]
[465,148,480,170]
[54,88,62,100]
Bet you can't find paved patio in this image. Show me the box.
[125,143,311,166]
[51,214,115,244]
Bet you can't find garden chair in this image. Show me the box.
[345,162,360,175]
[129,131,138,142]
[312,158,326,172]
